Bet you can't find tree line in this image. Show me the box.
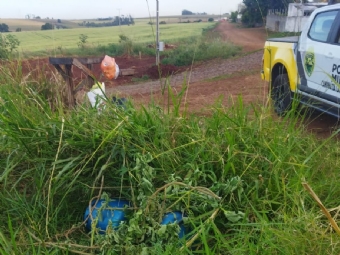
[181,9,208,15]
[78,16,134,28]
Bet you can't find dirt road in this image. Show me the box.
[109,22,266,110]
[110,21,340,138]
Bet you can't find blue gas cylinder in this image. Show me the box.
[161,211,186,239]
[84,199,130,233]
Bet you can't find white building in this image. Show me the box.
[266,2,327,32]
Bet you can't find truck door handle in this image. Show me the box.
[326,52,334,59]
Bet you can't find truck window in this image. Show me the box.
[308,10,338,42]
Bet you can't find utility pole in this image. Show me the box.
[117,8,121,26]
[156,0,160,65]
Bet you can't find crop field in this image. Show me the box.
[1,18,46,31]
[2,15,219,32]
[9,20,214,57]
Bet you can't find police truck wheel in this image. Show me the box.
[271,74,292,116]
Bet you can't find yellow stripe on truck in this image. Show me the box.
[262,41,299,91]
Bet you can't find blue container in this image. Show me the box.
[84,199,130,233]
[161,211,186,239]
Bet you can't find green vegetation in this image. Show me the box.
[1,15,340,253]
[77,33,89,49]
[241,0,308,27]
[0,60,340,254]
[0,33,20,59]
[161,36,241,66]
[78,15,135,27]
[9,21,213,58]
[96,23,240,67]
[2,16,218,33]
[230,11,238,23]
[41,22,53,30]
[0,23,9,32]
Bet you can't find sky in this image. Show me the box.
[0,0,242,20]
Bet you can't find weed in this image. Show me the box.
[0,33,20,59]
[119,34,133,58]
[77,33,88,49]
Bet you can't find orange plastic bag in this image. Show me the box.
[100,55,119,80]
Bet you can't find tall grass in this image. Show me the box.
[0,60,340,254]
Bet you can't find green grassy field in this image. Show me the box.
[9,21,214,58]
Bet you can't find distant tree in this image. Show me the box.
[230,11,238,23]
[208,17,214,22]
[242,0,268,26]
[16,28,22,32]
[41,23,53,30]
[241,0,308,27]
[79,15,134,28]
[57,19,61,23]
[35,16,41,19]
[159,21,166,24]
[0,23,9,32]
[182,9,194,15]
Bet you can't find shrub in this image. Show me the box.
[41,22,53,30]
[77,34,88,49]
[119,34,133,57]
[0,23,9,32]
[161,37,241,66]
[0,33,20,59]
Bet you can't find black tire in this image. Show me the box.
[271,73,292,116]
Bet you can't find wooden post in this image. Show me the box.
[86,64,94,87]
[65,64,75,107]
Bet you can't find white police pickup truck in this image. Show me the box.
[261,2,340,117]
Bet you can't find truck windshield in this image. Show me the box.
[308,10,338,42]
